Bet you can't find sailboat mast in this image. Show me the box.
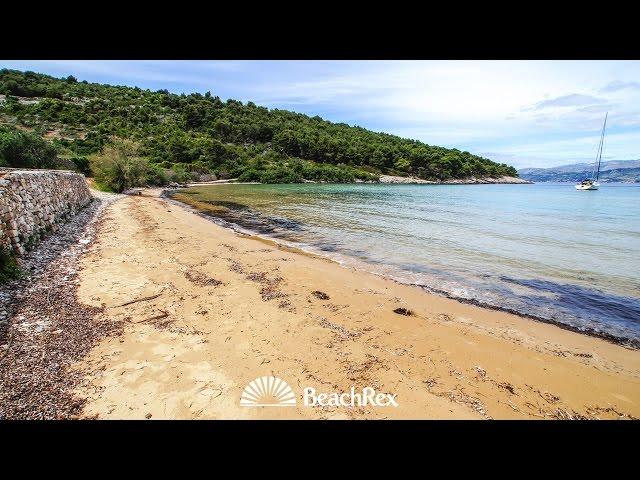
[595,112,608,181]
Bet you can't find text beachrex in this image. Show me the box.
[240,376,398,408]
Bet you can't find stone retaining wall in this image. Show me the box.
[0,169,92,255]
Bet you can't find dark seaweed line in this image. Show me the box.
[162,189,262,237]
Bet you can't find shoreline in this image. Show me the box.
[378,175,532,184]
[3,188,638,419]
[166,189,638,350]
[414,283,639,350]
[185,175,532,187]
[75,190,639,419]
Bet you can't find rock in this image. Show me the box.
[0,170,92,255]
[377,174,532,185]
[379,175,436,184]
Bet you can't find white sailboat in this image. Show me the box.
[576,112,608,191]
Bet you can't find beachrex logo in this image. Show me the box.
[240,376,398,408]
[240,376,297,407]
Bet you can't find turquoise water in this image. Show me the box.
[179,183,640,344]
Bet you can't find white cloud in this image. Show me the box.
[482,130,640,168]
[599,80,640,93]
[522,94,607,111]
[247,61,640,156]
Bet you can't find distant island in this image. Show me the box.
[0,69,519,191]
[519,159,640,183]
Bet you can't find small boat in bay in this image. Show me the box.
[576,113,608,191]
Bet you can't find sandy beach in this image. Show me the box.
[47,188,637,420]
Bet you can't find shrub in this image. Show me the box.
[145,163,169,186]
[0,125,60,169]
[237,169,261,182]
[146,163,170,186]
[260,166,302,184]
[71,156,91,176]
[89,138,150,192]
[167,164,196,184]
[0,247,22,284]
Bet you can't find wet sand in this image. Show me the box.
[74,189,640,419]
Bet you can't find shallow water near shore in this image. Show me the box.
[175,183,640,344]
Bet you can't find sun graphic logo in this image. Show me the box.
[240,376,297,407]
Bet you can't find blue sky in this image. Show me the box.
[2,60,639,169]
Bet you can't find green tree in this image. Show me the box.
[371,149,386,169]
[394,157,411,173]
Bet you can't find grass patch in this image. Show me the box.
[0,247,22,284]
[92,179,115,192]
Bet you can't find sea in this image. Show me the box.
[175,182,640,345]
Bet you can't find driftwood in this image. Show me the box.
[135,311,169,324]
[114,293,162,308]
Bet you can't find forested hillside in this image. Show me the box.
[0,69,518,187]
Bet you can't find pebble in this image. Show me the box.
[0,189,125,420]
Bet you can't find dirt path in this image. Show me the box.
[74,192,640,419]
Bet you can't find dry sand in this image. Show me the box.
[74,189,640,419]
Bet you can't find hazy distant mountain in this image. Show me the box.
[519,159,640,183]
